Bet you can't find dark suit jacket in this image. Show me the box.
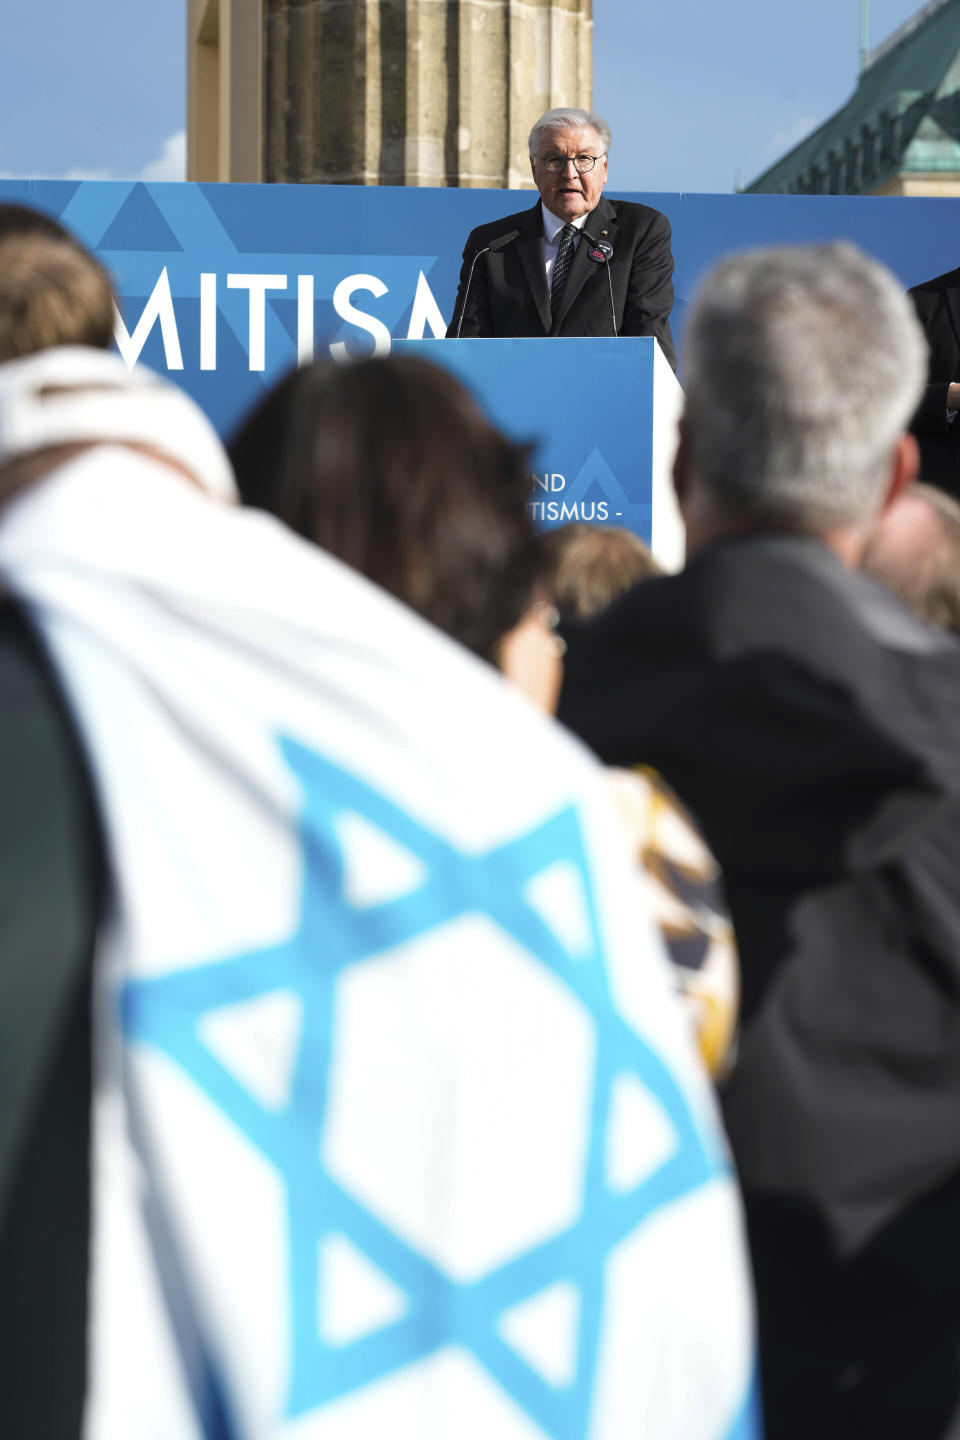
[446,196,677,370]
[0,601,103,1439]
[909,266,960,496]
[558,534,960,1439]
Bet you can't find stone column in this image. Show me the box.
[261,0,593,187]
[188,0,263,182]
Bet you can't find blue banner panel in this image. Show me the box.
[398,338,656,541]
[2,179,958,439]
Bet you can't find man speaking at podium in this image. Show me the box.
[447,107,677,370]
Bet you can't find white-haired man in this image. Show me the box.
[559,242,960,1439]
[446,107,676,367]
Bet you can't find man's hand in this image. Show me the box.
[947,381,960,413]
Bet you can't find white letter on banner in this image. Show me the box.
[227,274,287,371]
[330,274,391,360]
[200,273,217,371]
[297,275,315,364]
[114,267,183,372]
[406,271,447,340]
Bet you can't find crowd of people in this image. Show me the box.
[2,193,960,1440]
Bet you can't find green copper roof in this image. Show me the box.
[747,0,960,193]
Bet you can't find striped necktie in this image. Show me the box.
[550,224,578,322]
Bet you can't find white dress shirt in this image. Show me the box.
[542,207,588,287]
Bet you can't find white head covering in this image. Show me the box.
[0,345,236,501]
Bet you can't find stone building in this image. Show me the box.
[747,0,960,197]
[187,0,593,187]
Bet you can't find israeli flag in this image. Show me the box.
[0,352,758,1440]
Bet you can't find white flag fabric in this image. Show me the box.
[0,350,758,1440]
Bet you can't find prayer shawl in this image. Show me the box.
[0,349,757,1440]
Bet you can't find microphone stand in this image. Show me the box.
[453,229,520,339]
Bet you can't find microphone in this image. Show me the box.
[454,229,520,339]
[584,229,618,338]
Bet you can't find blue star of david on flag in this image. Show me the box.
[120,735,724,1438]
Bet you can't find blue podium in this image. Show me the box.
[396,337,685,571]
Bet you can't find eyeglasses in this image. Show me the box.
[540,153,606,174]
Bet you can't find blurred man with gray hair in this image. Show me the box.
[447,106,676,365]
[560,242,960,1440]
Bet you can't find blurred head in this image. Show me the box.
[540,522,662,620]
[0,346,235,509]
[0,200,78,246]
[678,243,926,555]
[229,355,544,667]
[861,482,960,635]
[528,108,610,223]
[0,232,115,361]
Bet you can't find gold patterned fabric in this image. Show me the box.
[606,766,739,1078]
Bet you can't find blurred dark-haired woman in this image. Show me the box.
[228,354,564,710]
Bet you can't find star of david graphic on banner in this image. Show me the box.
[121,736,721,1437]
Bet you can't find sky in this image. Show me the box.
[0,0,936,193]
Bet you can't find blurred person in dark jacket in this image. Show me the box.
[559,241,960,1440]
[0,212,115,1440]
[908,264,960,498]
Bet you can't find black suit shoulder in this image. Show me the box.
[909,265,960,301]
[460,203,539,257]
[601,197,670,231]
[909,266,960,329]
[906,267,960,483]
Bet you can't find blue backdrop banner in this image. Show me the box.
[1,179,955,439]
